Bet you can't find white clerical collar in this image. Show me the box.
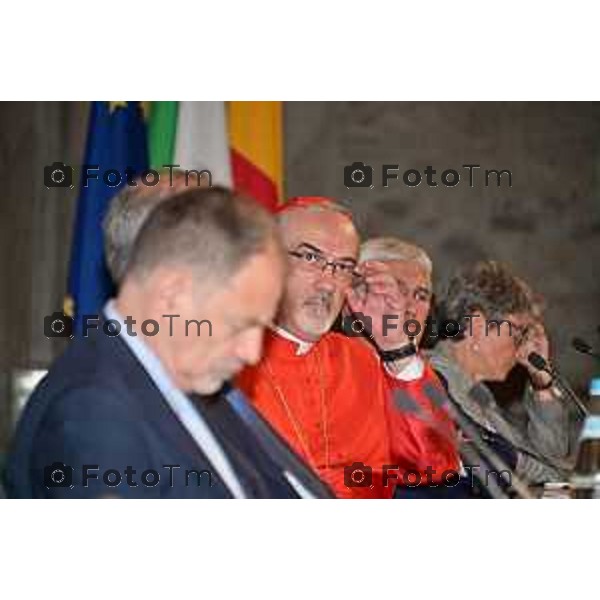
[272,326,314,356]
[384,355,425,381]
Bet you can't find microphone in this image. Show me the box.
[573,337,600,361]
[527,352,588,417]
[527,352,548,372]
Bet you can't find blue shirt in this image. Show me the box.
[103,300,247,498]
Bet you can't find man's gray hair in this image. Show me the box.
[125,186,279,285]
[276,197,354,227]
[359,237,433,276]
[103,168,198,285]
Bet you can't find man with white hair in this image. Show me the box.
[348,237,463,496]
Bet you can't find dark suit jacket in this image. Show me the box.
[4,323,333,499]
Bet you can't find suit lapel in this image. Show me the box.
[99,330,233,497]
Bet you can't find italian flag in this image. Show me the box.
[148,101,283,211]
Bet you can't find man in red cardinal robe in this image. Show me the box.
[237,197,397,498]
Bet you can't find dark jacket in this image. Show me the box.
[4,323,332,499]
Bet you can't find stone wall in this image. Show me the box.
[286,101,600,390]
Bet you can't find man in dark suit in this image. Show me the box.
[4,187,332,498]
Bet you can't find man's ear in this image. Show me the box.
[152,266,195,314]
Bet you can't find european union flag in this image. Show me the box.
[66,101,148,330]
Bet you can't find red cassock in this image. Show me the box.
[236,330,393,498]
[383,360,462,487]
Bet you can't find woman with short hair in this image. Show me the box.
[430,260,572,485]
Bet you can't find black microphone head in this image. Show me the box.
[573,337,593,354]
[528,351,548,371]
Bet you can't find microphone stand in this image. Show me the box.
[441,399,534,499]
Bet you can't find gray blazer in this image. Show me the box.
[428,342,572,484]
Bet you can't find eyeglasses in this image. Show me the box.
[394,278,433,304]
[288,248,358,280]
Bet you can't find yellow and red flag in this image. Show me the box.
[148,101,284,211]
[228,101,283,212]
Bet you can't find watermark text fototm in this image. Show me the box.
[43,162,212,189]
[344,162,512,189]
[341,312,521,340]
[344,462,512,490]
[44,312,212,339]
[44,462,214,490]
